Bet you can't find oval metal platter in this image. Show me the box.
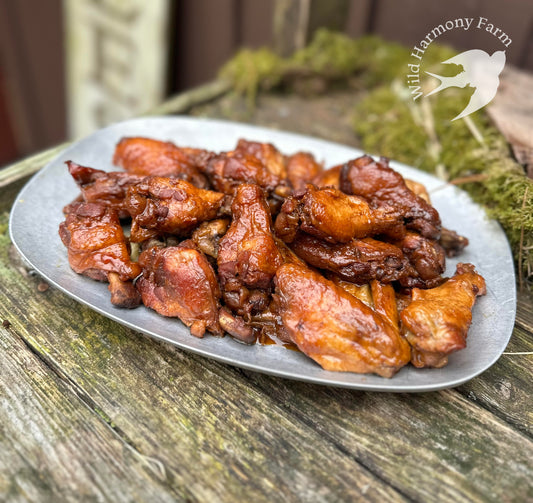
[9,116,516,392]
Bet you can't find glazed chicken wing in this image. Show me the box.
[289,232,413,284]
[400,263,486,368]
[439,227,470,257]
[218,183,283,292]
[312,164,341,189]
[113,137,210,188]
[286,152,323,191]
[203,152,284,195]
[58,202,140,282]
[66,161,144,218]
[126,177,225,242]
[235,139,287,179]
[274,185,404,244]
[340,155,441,239]
[392,231,446,289]
[275,262,411,377]
[137,246,222,337]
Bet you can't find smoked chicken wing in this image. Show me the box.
[137,246,222,337]
[312,164,341,189]
[275,263,411,377]
[274,185,404,244]
[218,183,283,292]
[66,161,144,218]
[235,139,287,179]
[126,177,225,242]
[203,152,284,195]
[392,231,446,289]
[286,152,323,191]
[400,263,486,368]
[289,232,413,284]
[59,202,140,282]
[113,137,210,188]
[340,155,441,239]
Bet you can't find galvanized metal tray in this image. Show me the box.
[9,117,516,391]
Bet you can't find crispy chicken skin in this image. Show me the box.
[203,152,283,194]
[274,185,404,244]
[289,232,413,284]
[126,177,225,242]
[218,184,283,291]
[113,137,210,188]
[137,246,222,337]
[286,152,323,191]
[400,263,486,368]
[340,155,441,239]
[59,202,140,282]
[66,161,144,218]
[275,263,411,377]
[235,139,287,179]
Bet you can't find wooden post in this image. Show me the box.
[273,0,351,57]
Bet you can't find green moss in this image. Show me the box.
[219,48,285,108]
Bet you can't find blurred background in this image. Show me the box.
[1,0,532,167]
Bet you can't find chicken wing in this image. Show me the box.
[113,137,210,188]
[235,139,287,179]
[340,155,441,239]
[400,263,486,368]
[203,152,284,195]
[439,227,469,257]
[286,152,323,191]
[218,183,283,292]
[126,177,225,242]
[58,202,140,282]
[289,232,413,284]
[66,161,144,218]
[312,164,341,189]
[275,262,411,377]
[392,231,446,289]
[137,245,222,337]
[274,185,404,244]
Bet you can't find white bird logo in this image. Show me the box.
[425,49,506,121]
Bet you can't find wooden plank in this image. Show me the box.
[345,0,374,37]
[457,319,533,436]
[0,0,65,154]
[174,0,238,90]
[242,372,532,502]
[240,0,275,48]
[370,0,533,67]
[0,213,407,502]
[0,317,188,502]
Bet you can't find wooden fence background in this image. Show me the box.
[1,0,532,165]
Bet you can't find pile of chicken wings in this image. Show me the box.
[59,137,486,378]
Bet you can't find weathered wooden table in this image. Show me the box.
[0,83,531,502]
